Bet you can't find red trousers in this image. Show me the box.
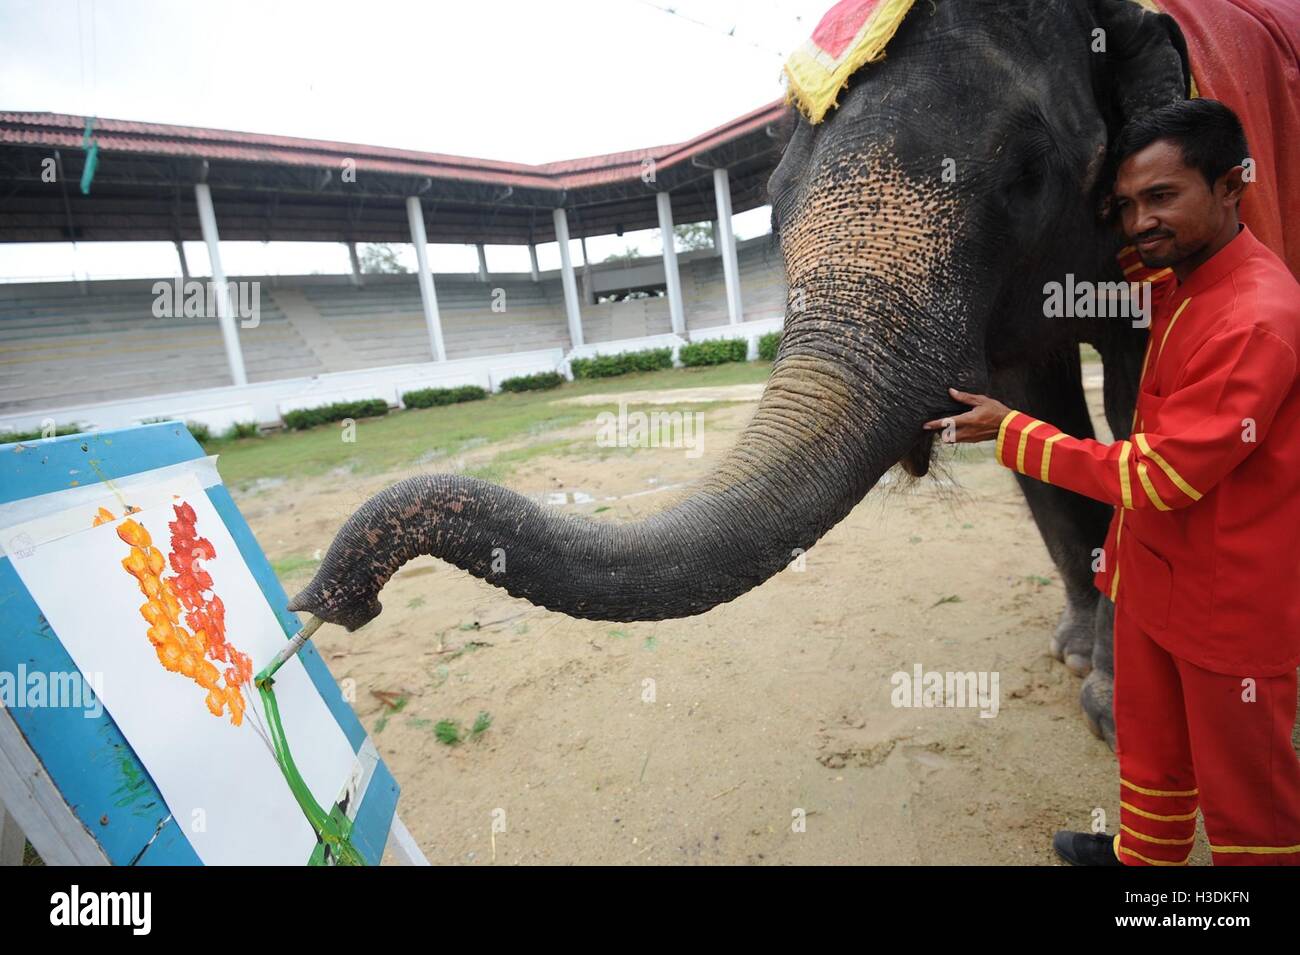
[1114,602,1300,865]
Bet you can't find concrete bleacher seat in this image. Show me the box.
[302,275,573,364]
[0,279,321,414]
[1,234,789,419]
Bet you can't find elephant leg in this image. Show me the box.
[991,349,1114,677]
[1077,331,1145,752]
[1082,594,1117,750]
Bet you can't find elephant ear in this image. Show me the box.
[1091,0,1191,125]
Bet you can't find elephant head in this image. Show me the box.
[288,0,1191,631]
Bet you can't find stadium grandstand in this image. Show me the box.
[0,101,792,435]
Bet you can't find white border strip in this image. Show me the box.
[0,455,223,556]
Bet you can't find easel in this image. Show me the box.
[0,423,428,865]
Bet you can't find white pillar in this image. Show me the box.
[552,207,584,349]
[475,243,489,283]
[712,168,744,325]
[174,239,190,281]
[656,192,686,336]
[347,241,364,287]
[579,236,595,305]
[194,183,248,386]
[406,196,446,362]
[528,243,540,282]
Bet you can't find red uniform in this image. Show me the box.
[996,224,1300,865]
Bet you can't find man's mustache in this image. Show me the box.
[1133,230,1173,243]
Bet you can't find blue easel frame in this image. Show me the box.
[0,422,398,865]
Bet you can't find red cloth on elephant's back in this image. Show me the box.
[1160,0,1300,278]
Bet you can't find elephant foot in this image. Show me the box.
[1080,669,1116,751]
[1050,599,1096,677]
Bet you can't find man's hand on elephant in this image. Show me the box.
[922,387,1013,443]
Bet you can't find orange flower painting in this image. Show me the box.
[97,502,253,726]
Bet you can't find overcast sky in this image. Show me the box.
[0,0,825,281]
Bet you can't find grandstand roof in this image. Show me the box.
[0,101,793,245]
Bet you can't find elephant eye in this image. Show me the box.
[1007,161,1045,199]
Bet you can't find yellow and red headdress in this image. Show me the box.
[783,0,918,125]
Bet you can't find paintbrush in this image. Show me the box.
[255,614,325,689]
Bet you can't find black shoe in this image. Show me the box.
[1053,830,1123,866]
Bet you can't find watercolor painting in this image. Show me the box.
[8,474,360,865]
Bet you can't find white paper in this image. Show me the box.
[8,473,357,865]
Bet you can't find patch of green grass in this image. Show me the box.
[433,711,493,745]
[928,594,962,609]
[434,719,462,745]
[213,363,773,487]
[271,555,320,577]
[374,693,409,733]
[608,628,630,639]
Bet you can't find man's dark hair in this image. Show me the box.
[1110,98,1250,191]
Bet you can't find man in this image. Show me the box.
[924,99,1300,866]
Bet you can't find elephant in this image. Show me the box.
[288,0,1292,751]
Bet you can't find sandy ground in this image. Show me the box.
[234,372,1220,865]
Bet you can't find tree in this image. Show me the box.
[359,243,409,274]
[673,222,714,252]
[603,245,643,263]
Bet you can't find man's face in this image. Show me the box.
[1112,139,1235,269]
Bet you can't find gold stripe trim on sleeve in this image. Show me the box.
[1016,419,1044,474]
[1135,461,1171,510]
[1040,433,1065,483]
[995,411,1017,468]
[1135,432,1202,501]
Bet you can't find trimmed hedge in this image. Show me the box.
[282,398,389,430]
[757,331,782,362]
[570,347,673,379]
[224,421,260,440]
[679,338,747,367]
[401,385,487,408]
[185,421,213,444]
[498,371,565,393]
[1,422,84,443]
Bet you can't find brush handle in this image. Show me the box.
[257,614,325,684]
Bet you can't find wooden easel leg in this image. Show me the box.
[385,812,429,866]
[0,804,26,866]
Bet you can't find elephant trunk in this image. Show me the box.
[289,147,965,631]
[287,349,914,631]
